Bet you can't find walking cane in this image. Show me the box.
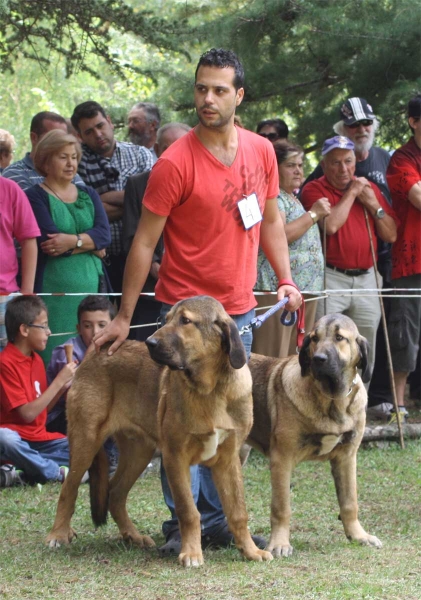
[323,217,327,317]
[363,208,405,449]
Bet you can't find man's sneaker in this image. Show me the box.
[388,408,408,425]
[367,402,393,419]
[59,466,69,483]
[0,464,25,488]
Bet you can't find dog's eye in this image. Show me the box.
[336,334,344,341]
[181,316,191,325]
[311,335,319,343]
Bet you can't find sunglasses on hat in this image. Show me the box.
[347,119,373,129]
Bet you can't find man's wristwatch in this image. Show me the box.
[308,210,318,224]
[76,234,83,248]
[375,207,385,220]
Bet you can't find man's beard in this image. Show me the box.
[353,127,375,155]
[129,130,150,147]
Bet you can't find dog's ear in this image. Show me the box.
[218,319,247,369]
[356,335,371,383]
[298,334,312,376]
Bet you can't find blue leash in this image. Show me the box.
[240,297,297,335]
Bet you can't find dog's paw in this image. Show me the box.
[45,528,77,548]
[357,534,382,549]
[246,549,273,562]
[178,551,204,568]
[269,543,294,558]
[122,533,156,549]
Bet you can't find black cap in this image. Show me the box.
[340,98,376,125]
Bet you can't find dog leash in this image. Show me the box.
[239,295,305,348]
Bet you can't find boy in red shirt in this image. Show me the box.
[0,295,76,487]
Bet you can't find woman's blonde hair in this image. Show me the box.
[33,129,81,177]
[0,129,16,157]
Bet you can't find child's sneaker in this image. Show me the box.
[387,408,408,425]
[0,464,25,487]
[59,466,69,483]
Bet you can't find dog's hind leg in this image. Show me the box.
[210,451,273,563]
[331,453,382,548]
[46,434,105,548]
[107,432,156,549]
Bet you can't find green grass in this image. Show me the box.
[1,442,420,600]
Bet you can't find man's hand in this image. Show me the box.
[348,177,368,197]
[93,314,131,355]
[277,284,302,312]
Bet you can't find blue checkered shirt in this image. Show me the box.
[78,141,153,255]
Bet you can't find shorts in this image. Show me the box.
[388,273,421,373]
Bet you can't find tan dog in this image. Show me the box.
[248,313,382,557]
[46,296,272,568]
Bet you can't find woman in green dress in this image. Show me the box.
[253,141,331,357]
[26,129,111,364]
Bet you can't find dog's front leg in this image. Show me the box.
[163,452,203,567]
[211,453,273,562]
[267,445,295,557]
[330,452,382,548]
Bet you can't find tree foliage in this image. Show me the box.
[1,0,420,157]
[0,0,189,78]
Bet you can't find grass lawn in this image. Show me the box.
[1,441,420,600]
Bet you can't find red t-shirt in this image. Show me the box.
[142,127,279,314]
[386,137,421,279]
[0,343,64,442]
[301,176,395,270]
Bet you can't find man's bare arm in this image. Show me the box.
[321,179,364,235]
[408,181,421,211]
[94,207,167,354]
[260,198,302,311]
[358,185,397,243]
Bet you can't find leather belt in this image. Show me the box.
[326,264,369,277]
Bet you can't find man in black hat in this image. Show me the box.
[301,135,397,381]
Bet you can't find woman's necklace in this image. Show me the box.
[43,181,66,202]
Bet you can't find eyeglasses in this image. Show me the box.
[258,132,279,141]
[27,323,51,331]
[347,120,373,128]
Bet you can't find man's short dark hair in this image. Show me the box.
[5,296,47,343]
[195,48,245,90]
[408,93,421,133]
[131,102,161,125]
[77,295,116,323]
[256,118,289,140]
[71,101,107,132]
[30,112,66,137]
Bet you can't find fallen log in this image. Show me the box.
[363,423,421,442]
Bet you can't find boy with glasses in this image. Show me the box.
[0,295,76,487]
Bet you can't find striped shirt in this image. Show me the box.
[78,141,153,255]
[2,153,85,191]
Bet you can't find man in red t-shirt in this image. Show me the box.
[301,136,397,380]
[385,94,421,423]
[0,296,76,487]
[94,48,302,555]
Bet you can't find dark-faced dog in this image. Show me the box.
[46,296,272,567]
[248,313,382,557]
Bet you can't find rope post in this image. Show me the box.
[363,208,405,449]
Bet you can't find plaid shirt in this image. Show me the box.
[78,142,153,255]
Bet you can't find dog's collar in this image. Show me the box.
[345,376,358,398]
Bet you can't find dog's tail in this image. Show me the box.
[89,447,109,527]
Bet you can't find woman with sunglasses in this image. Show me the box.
[253,141,330,357]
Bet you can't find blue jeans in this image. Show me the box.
[159,302,254,537]
[0,428,70,483]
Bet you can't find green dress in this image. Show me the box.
[41,189,103,365]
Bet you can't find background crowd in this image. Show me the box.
[1,80,420,494]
